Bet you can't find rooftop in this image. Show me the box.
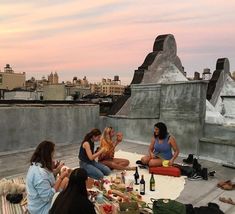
[1,141,234,214]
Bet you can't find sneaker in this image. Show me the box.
[183,154,194,164]
[208,170,216,177]
[136,160,144,165]
[188,172,203,181]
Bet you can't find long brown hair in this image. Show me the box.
[82,128,101,143]
[30,140,55,171]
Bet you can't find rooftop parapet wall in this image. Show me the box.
[204,123,235,141]
[160,81,208,155]
[129,84,161,119]
[0,104,99,153]
[160,81,207,123]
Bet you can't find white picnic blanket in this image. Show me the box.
[105,150,186,203]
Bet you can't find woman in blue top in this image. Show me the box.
[140,122,179,167]
[26,141,68,214]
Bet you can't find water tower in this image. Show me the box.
[114,75,121,84]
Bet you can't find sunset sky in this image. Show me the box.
[0,0,235,84]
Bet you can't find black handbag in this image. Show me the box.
[151,198,186,214]
[174,164,195,177]
[6,193,23,204]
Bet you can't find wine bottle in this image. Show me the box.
[140,175,145,195]
[150,173,155,191]
[134,166,139,185]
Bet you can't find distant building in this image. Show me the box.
[48,72,59,84]
[232,71,235,80]
[0,64,26,90]
[25,77,37,90]
[4,89,39,100]
[81,76,89,87]
[66,85,91,100]
[91,76,125,95]
[202,68,211,80]
[193,71,202,80]
[43,84,66,100]
[66,76,91,100]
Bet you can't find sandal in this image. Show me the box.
[217,180,231,188]
[219,197,235,205]
[220,181,235,190]
[221,183,233,190]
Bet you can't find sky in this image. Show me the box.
[0,0,235,85]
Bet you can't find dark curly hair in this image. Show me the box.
[154,122,168,139]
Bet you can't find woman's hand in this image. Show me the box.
[99,147,107,153]
[53,160,62,169]
[150,152,155,159]
[169,159,174,166]
[54,169,69,192]
[60,169,69,180]
[116,132,123,144]
[53,161,65,175]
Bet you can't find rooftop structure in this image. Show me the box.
[92,76,125,96]
[0,64,25,90]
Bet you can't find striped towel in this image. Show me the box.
[0,177,28,214]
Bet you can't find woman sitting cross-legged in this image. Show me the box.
[98,127,135,170]
[49,168,96,214]
[139,122,179,167]
[79,128,111,180]
[26,141,69,214]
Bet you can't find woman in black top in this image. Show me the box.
[79,128,111,180]
[49,168,96,214]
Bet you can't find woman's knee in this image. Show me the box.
[81,163,105,180]
[126,160,130,166]
[149,159,162,167]
[90,169,104,180]
[122,159,129,167]
[95,162,112,176]
[141,156,150,164]
[102,165,112,176]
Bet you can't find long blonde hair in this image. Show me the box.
[100,127,113,143]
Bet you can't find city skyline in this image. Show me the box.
[0,0,235,85]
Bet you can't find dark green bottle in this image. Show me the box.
[150,173,155,191]
[140,175,145,195]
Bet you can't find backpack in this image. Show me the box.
[151,198,186,214]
